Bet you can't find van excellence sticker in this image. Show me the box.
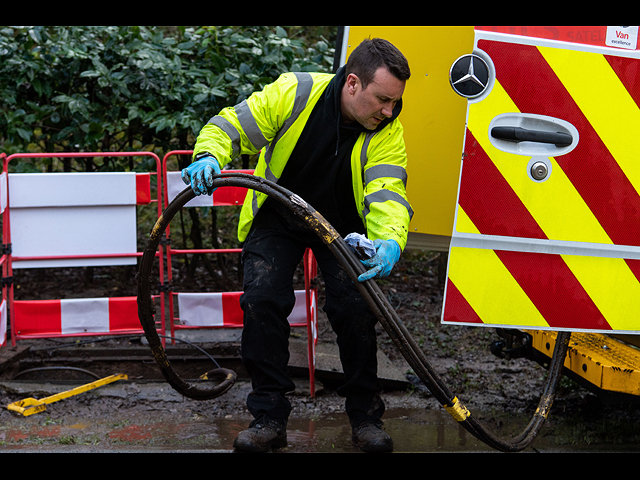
[605,26,639,50]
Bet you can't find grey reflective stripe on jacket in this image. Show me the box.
[365,164,407,188]
[207,99,270,157]
[364,189,414,220]
[262,72,313,183]
[360,133,413,222]
[246,72,314,219]
[208,116,242,159]
[236,100,269,150]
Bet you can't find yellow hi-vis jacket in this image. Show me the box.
[192,71,413,250]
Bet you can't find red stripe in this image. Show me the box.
[108,297,143,332]
[459,130,547,239]
[494,250,612,330]
[14,300,61,336]
[604,55,640,110]
[221,292,244,327]
[443,279,484,324]
[480,40,640,247]
[212,186,248,207]
[624,259,640,284]
[135,173,151,205]
[212,169,253,206]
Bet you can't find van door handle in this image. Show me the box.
[491,126,573,148]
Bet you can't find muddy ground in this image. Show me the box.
[3,249,640,450]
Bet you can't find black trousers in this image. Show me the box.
[239,209,384,426]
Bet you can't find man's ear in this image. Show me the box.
[345,73,359,95]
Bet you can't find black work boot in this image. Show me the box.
[351,420,393,453]
[233,416,288,453]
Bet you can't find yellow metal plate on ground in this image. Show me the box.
[343,26,474,249]
[7,373,128,416]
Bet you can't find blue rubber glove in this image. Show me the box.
[357,239,401,282]
[181,155,221,196]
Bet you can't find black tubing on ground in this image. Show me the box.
[136,172,571,451]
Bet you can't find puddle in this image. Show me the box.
[1,407,639,452]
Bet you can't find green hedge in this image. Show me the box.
[0,26,335,172]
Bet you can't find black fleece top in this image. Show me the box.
[255,66,402,238]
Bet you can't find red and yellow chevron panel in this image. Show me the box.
[445,246,640,331]
[458,39,640,246]
[443,31,640,333]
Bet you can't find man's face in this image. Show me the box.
[342,67,406,130]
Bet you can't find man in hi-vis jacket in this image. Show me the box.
[183,38,412,453]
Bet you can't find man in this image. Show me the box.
[182,37,412,452]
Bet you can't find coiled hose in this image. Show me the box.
[136,171,571,452]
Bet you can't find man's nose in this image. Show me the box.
[381,102,394,117]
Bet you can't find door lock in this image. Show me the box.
[530,161,549,181]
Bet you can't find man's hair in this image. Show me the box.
[345,38,411,88]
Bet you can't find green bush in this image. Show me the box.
[0,26,336,172]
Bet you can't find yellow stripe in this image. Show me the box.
[447,244,548,328]
[466,79,612,245]
[561,254,640,331]
[538,46,640,195]
[454,204,480,235]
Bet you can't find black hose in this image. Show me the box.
[13,366,102,381]
[137,184,238,401]
[136,172,571,452]
[30,334,224,370]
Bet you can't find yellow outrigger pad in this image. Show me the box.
[529,332,640,397]
[7,373,128,417]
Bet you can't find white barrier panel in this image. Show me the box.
[0,300,6,347]
[0,172,7,214]
[60,298,111,335]
[166,171,212,208]
[9,173,142,268]
[9,172,139,207]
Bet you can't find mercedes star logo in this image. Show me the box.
[449,54,490,99]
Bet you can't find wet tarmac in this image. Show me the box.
[0,407,491,453]
[1,407,638,453]
[1,380,639,453]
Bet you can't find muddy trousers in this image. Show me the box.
[239,225,385,426]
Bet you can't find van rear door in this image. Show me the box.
[443,26,640,334]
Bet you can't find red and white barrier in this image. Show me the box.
[13,296,142,338]
[3,152,166,346]
[0,149,319,394]
[176,289,316,328]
